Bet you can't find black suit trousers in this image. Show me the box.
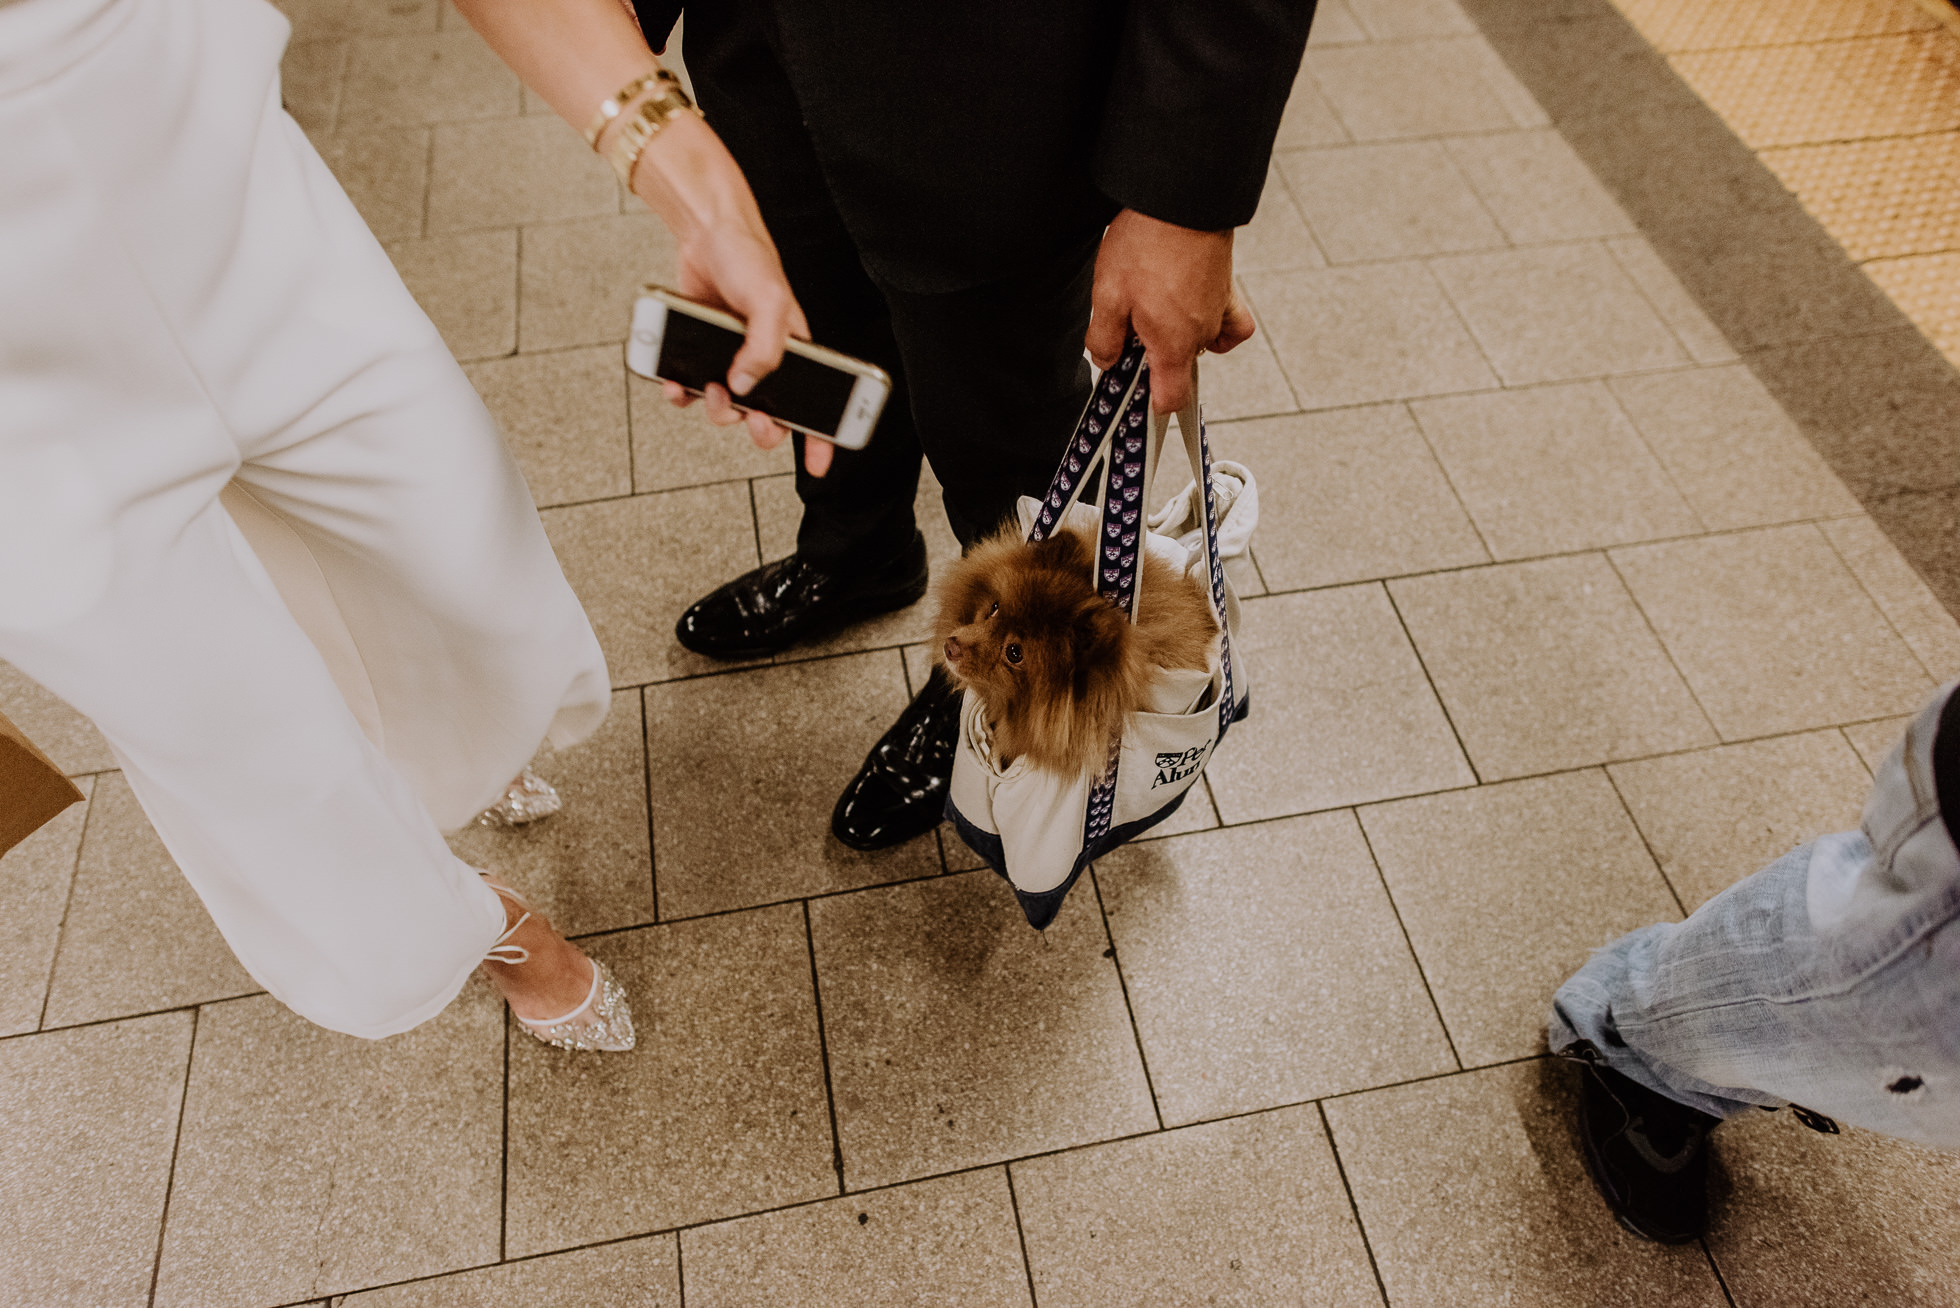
[683,7,1100,562]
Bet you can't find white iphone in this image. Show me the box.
[625,285,892,450]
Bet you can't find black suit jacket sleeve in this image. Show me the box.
[1094,0,1316,232]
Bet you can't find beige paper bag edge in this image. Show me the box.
[0,708,85,858]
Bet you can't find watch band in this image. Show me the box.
[583,67,681,149]
[601,80,704,187]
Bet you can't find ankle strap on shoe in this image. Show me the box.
[484,909,532,966]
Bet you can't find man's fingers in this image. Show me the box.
[802,435,834,478]
[1084,302,1129,370]
[662,380,699,409]
[728,285,797,397]
[1210,294,1257,354]
[1145,344,1196,413]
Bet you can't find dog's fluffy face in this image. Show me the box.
[933,527,1134,776]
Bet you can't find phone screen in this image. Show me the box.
[657,308,859,438]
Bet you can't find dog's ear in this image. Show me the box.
[932,557,994,645]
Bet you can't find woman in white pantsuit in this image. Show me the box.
[0,0,814,1043]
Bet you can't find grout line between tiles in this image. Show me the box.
[1087,868,1165,1132]
[274,1056,1571,1308]
[1399,398,1498,564]
[746,476,766,568]
[1840,724,1882,781]
[7,993,264,1046]
[61,766,121,781]
[801,900,847,1195]
[35,776,98,1033]
[1814,518,1947,685]
[1598,368,1713,535]
[535,347,1873,518]
[1602,234,1727,374]
[1418,247,1512,388]
[674,1228,687,1308]
[638,690,661,922]
[1316,1100,1391,1308]
[419,127,435,239]
[1378,582,1482,787]
[1295,59,1357,142]
[1351,810,1463,1071]
[1002,1165,1043,1308]
[620,347,637,493]
[8,695,1920,1043]
[1599,548,1724,741]
[1601,766,1690,919]
[562,700,1921,938]
[1701,1233,1740,1308]
[1262,168,1333,269]
[1198,773,1224,828]
[498,1007,511,1262]
[1244,540,1275,596]
[1435,133,1519,252]
[144,1006,198,1308]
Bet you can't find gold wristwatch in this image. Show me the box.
[593,71,704,187]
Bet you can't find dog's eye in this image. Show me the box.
[987,601,999,618]
[1005,643,1022,665]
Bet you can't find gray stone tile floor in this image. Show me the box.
[4,0,1960,1303]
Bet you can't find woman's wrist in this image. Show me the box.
[625,113,764,246]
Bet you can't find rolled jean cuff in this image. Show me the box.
[1547,925,1788,1122]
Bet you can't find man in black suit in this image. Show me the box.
[644,0,1316,849]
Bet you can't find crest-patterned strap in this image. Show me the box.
[1193,410,1238,742]
[1090,361,1244,844]
[1078,342,1156,844]
[1027,337,1147,546]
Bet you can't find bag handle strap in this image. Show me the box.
[1028,335,1147,550]
[1031,335,1239,740]
[1072,347,1241,845]
[1148,379,1239,743]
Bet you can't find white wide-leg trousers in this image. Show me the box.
[0,0,612,1037]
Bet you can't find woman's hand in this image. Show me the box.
[649,175,833,477]
[448,0,830,475]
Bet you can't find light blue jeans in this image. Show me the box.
[1551,684,1960,1149]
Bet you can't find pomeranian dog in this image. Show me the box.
[934,523,1218,778]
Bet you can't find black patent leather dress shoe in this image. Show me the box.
[1571,1055,1721,1244]
[675,532,929,660]
[833,665,962,850]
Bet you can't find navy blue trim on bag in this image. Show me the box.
[947,698,1246,930]
[947,788,1194,930]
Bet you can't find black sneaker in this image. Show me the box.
[675,532,929,660]
[1573,1058,1721,1244]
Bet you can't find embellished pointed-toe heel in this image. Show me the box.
[481,880,635,1053]
[476,766,563,828]
[508,957,636,1053]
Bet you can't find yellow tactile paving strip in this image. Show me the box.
[1761,133,1960,260]
[1866,249,1960,355]
[1671,33,1960,145]
[1616,0,1939,51]
[1609,0,1960,369]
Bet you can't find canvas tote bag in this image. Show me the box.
[946,336,1253,928]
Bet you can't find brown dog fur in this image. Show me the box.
[934,523,1218,778]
